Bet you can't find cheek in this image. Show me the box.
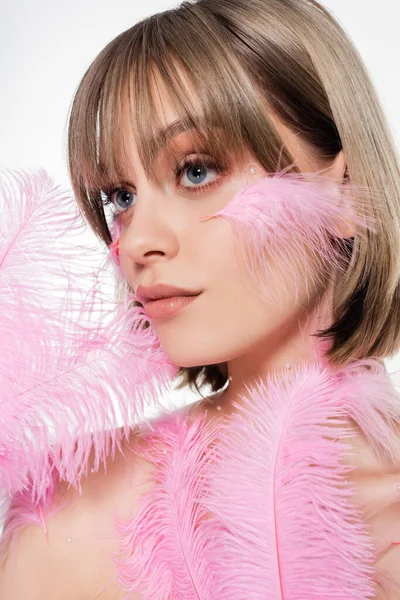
[151,219,319,368]
[118,251,132,283]
[203,215,319,313]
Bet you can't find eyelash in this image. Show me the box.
[100,156,227,216]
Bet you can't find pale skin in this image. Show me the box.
[116,74,349,420]
[1,76,399,599]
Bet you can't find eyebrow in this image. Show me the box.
[97,118,201,184]
[150,116,212,156]
[99,117,224,188]
[157,118,194,143]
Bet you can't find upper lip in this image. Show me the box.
[135,283,202,304]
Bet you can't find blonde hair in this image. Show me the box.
[67,0,400,394]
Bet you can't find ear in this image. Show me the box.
[326,149,355,239]
[328,149,347,183]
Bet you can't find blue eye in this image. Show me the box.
[111,189,136,213]
[185,163,208,184]
[177,159,220,189]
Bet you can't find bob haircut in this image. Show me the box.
[68,0,400,395]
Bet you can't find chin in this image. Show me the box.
[158,341,226,370]
[154,320,242,368]
[159,347,233,369]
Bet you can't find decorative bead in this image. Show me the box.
[216,405,222,411]
[67,537,72,543]
[249,167,257,175]
[285,363,291,371]
[90,468,95,473]
[396,484,400,493]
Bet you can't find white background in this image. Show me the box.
[1,0,400,380]
[1,1,399,185]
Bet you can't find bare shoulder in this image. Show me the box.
[0,425,162,600]
[343,418,400,599]
[0,395,221,599]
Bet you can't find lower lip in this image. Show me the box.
[143,294,201,320]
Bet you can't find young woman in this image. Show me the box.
[1,0,400,598]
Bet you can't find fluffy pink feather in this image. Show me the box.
[114,411,225,599]
[0,167,177,502]
[202,363,378,600]
[115,359,400,599]
[333,359,400,463]
[0,458,66,558]
[200,172,375,305]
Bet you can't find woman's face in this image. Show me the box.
[112,78,346,369]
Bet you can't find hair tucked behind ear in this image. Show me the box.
[67,0,400,395]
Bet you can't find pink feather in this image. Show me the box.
[0,167,177,502]
[200,172,375,306]
[203,363,377,600]
[333,358,400,463]
[0,459,66,559]
[114,411,225,599]
[114,359,400,599]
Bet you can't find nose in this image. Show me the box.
[118,185,180,266]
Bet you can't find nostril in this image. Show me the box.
[143,250,166,257]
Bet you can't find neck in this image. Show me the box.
[214,294,333,420]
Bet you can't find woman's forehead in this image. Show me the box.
[95,62,270,184]
[121,63,203,122]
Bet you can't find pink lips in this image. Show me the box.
[135,283,202,320]
[142,295,200,319]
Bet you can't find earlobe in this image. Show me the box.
[329,149,356,239]
[330,149,347,183]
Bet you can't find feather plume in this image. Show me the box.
[202,363,378,599]
[0,459,66,559]
[200,172,375,307]
[0,167,177,502]
[114,411,225,599]
[331,359,400,599]
[114,360,400,599]
[332,358,400,463]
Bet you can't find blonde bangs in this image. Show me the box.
[68,8,293,242]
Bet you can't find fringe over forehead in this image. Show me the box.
[67,3,304,242]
